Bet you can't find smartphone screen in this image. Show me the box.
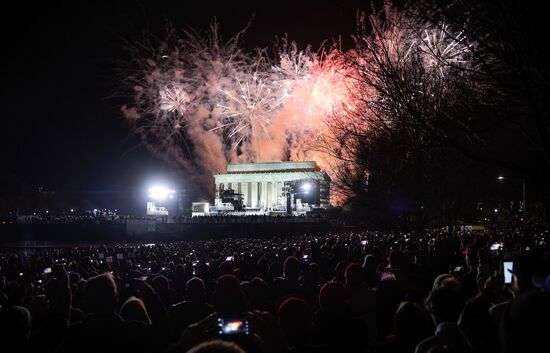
[217,317,249,335]
[503,261,514,284]
[43,267,52,274]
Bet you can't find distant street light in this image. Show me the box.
[497,174,526,233]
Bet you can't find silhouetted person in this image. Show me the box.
[186,340,246,353]
[376,277,405,341]
[313,281,366,353]
[278,297,314,352]
[242,277,272,312]
[151,275,181,307]
[363,254,379,288]
[347,262,378,349]
[499,289,550,353]
[120,296,151,324]
[214,274,246,315]
[58,273,156,353]
[459,276,499,353]
[415,286,471,353]
[0,306,31,353]
[377,301,433,353]
[273,256,304,304]
[172,277,214,334]
[490,253,541,324]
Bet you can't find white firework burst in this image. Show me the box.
[216,72,282,146]
[273,51,312,82]
[159,85,190,116]
[417,25,470,73]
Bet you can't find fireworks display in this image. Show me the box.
[120,16,471,195]
[417,25,471,74]
[121,22,351,186]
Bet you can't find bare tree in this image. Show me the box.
[319,3,501,228]
[409,0,550,179]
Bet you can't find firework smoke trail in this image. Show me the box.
[121,20,357,198]
[121,15,472,199]
[121,20,254,192]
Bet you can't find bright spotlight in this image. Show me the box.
[148,185,175,200]
[301,183,312,191]
[497,176,505,181]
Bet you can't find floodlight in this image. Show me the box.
[301,183,311,191]
[148,185,175,200]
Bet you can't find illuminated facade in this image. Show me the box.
[213,161,330,212]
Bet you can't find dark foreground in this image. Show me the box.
[1,219,334,242]
[0,228,549,353]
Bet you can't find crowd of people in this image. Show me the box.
[176,214,327,224]
[14,214,125,225]
[11,213,328,225]
[0,226,549,353]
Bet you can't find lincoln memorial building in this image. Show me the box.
[213,161,330,211]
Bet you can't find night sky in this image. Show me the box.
[1,0,368,212]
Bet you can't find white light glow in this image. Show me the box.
[301,183,312,191]
[148,185,176,200]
